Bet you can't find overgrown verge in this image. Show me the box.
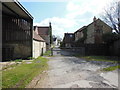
[102,65,120,72]
[43,50,52,56]
[0,60,1,89]
[78,56,119,71]
[79,56,119,63]
[2,57,48,88]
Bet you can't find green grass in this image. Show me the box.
[43,50,52,56]
[79,56,119,63]
[77,56,120,71]
[27,57,35,60]
[14,59,23,62]
[2,57,48,88]
[0,71,2,89]
[2,63,19,70]
[102,65,120,71]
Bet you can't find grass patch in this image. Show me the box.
[43,50,52,56]
[0,71,2,89]
[14,59,23,62]
[79,56,119,63]
[27,57,35,60]
[2,57,48,88]
[2,63,19,70]
[102,65,120,71]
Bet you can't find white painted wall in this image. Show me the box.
[33,40,46,58]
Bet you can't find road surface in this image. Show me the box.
[27,48,119,89]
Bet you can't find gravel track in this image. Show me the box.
[28,48,119,89]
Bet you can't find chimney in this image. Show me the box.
[49,22,51,28]
[93,16,97,22]
[34,26,38,34]
[93,16,97,28]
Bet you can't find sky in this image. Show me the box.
[19,0,114,38]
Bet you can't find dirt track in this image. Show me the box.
[27,48,118,88]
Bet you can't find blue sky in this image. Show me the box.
[21,2,67,23]
[20,0,113,38]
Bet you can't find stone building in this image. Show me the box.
[33,31,46,58]
[34,22,52,50]
[74,26,87,42]
[75,17,112,44]
[85,17,112,44]
[2,1,33,61]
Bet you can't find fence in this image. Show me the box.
[109,39,120,56]
[84,44,109,56]
[61,47,85,56]
[61,44,109,56]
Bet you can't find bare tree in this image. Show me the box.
[102,0,120,34]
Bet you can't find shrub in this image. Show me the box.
[102,33,120,43]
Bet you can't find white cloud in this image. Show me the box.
[33,0,114,38]
[66,0,114,19]
[66,2,80,11]
[34,17,78,38]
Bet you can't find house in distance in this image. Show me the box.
[62,33,75,48]
[62,17,113,56]
[74,17,112,45]
[34,22,52,50]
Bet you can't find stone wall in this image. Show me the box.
[84,19,112,44]
[85,23,95,44]
[2,43,32,61]
[61,44,108,56]
[75,31,84,42]
[96,19,112,34]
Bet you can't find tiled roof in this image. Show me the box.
[74,26,87,33]
[78,26,87,32]
[37,27,50,35]
[33,31,45,42]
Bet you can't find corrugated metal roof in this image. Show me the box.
[2,0,33,20]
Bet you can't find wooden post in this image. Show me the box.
[51,48,53,56]
[41,48,43,56]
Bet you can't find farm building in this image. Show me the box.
[2,1,33,61]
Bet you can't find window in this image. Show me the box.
[70,35,73,37]
[95,29,101,33]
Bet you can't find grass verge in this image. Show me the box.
[78,56,119,63]
[0,71,2,89]
[102,65,120,71]
[78,56,120,71]
[2,57,48,88]
[43,50,52,56]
